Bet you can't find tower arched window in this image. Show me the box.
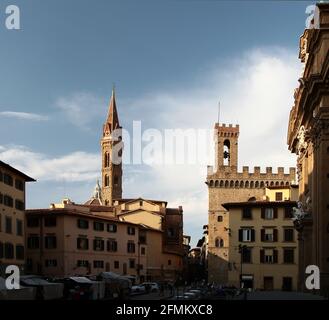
[245,181,249,188]
[255,181,259,188]
[215,238,224,248]
[235,180,239,188]
[223,139,230,166]
[215,180,219,187]
[104,152,110,168]
[250,181,254,188]
[240,181,244,188]
[225,180,229,188]
[105,175,109,187]
[260,181,265,188]
[230,180,234,188]
[209,180,214,187]
[220,180,224,187]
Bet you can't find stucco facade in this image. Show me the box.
[0,161,35,276]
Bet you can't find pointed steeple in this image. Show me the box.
[104,86,120,136]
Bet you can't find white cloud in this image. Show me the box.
[55,92,106,129]
[1,47,301,245]
[0,111,49,121]
[122,47,301,244]
[0,145,100,182]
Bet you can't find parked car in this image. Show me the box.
[131,284,147,295]
[20,275,63,300]
[140,282,159,293]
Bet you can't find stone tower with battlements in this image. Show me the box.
[207,123,296,284]
[101,88,123,206]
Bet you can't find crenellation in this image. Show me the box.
[266,167,272,174]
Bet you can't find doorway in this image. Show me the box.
[263,277,274,290]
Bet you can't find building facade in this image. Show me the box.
[222,186,298,291]
[287,3,329,293]
[0,161,35,276]
[25,198,183,282]
[206,123,296,284]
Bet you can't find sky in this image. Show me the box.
[0,0,315,246]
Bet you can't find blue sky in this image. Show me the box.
[0,0,314,245]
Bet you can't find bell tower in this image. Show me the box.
[101,88,123,206]
[214,123,239,172]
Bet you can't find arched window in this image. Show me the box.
[104,152,110,168]
[255,181,259,188]
[245,181,249,188]
[280,181,285,186]
[270,181,274,187]
[209,180,214,187]
[223,139,230,166]
[215,180,219,187]
[260,181,265,188]
[240,181,244,188]
[248,196,256,202]
[235,180,239,188]
[105,175,109,187]
[285,181,290,186]
[225,180,229,188]
[250,181,254,188]
[220,180,224,187]
[230,180,234,188]
[275,181,279,186]
[215,238,224,248]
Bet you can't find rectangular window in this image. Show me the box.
[284,207,293,219]
[107,239,118,252]
[283,249,294,264]
[127,226,135,235]
[16,219,23,236]
[129,259,135,269]
[45,235,57,249]
[139,230,147,244]
[265,208,274,220]
[284,228,294,242]
[240,229,254,242]
[77,219,89,229]
[15,179,24,191]
[107,223,117,233]
[5,217,12,234]
[114,261,119,269]
[94,221,104,231]
[261,249,278,264]
[77,237,89,250]
[242,207,252,219]
[27,235,40,249]
[265,229,273,242]
[45,259,57,267]
[141,247,146,255]
[4,243,14,259]
[217,215,223,222]
[15,199,25,211]
[275,192,283,201]
[16,245,24,260]
[4,195,13,208]
[77,260,89,268]
[3,173,13,186]
[241,247,252,263]
[93,239,104,251]
[127,242,136,253]
[44,216,57,227]
[93,260,104,268]
[27,217,39,227]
